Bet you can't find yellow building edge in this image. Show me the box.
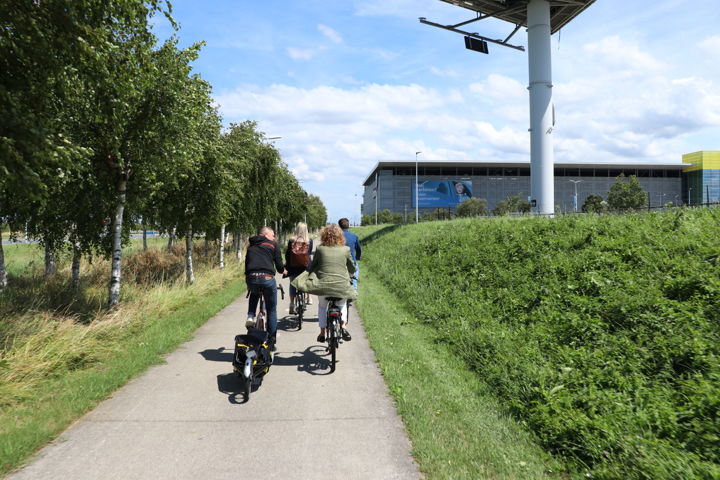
[683,151,720,172]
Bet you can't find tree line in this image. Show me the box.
[0,0,326,304]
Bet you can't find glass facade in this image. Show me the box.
[682,151,720,205]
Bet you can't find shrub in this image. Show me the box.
[456,197,488,217]
[358,209,720,479]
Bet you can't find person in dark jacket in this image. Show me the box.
[339,217,361,290]
[245,226,287,349]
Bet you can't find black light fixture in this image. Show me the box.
[464,35,488,54]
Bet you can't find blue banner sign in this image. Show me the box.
[412,180,473,207]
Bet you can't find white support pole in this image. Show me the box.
[527,0,554,216]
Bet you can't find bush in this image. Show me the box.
[359,209,720,479]
[582,193,607,213]
[456,198,488,217]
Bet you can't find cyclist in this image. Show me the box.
[292,224,356,343]
[245,226,287,350]
[285,222,313,314]
[339,217,361,291]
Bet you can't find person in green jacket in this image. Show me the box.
[292,224,356,343]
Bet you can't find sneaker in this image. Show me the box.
[341,329,352,341]
[316,334,325,343]
[245,316,256,329]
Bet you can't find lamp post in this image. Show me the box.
[415,151,422,223]
[688,187,692,206]
[374,171,378,225]
[569,179,582,213]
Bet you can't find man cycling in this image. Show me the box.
[245,226,287,350]
[339,218,361,291]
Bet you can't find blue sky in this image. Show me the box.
[152,0,720,223]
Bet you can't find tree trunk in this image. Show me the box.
[231,233,237,255]
[0,234,7,292]
[236,232,243,260]
[71,244,81,291]
[204,236,209,258]
[185,226,195,284]
[218,224,225,269]
[142,218,148,251]
[44,244,56,276]
[167,227,175,250]
[108,178,127,307]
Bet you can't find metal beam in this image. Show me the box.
[419,17,526,52]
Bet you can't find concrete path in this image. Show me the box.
[8,280,421,480]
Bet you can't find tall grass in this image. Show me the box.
[356,209,720,479]
[0,239,244,474]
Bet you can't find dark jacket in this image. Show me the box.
[342,229,361,262]
[284,238,314,276]
[245,235,284,275]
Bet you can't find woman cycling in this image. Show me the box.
[292,224,356,343]
[285,222,313,314]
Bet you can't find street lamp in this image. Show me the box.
[374,171,379,225]
[415,151,422,223]
[568,179,582,213]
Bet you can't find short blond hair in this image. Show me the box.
[319,224,345,247]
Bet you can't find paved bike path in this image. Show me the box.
[8,280,421,480]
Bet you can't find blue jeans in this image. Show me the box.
[247,277,278,343]
[288,273,300,298]
[351,261,359,291]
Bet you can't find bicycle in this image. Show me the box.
[245,284,285,331]
[324,297,344,373]
[292,291,307,330]
[234,284,284,401]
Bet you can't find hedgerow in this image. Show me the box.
[359,209,720,479]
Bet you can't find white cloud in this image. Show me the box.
[318,24,343,44]
[287,47,323,60]
[430,66,459,78]
[698,35,720,56]
[469,74,525,102]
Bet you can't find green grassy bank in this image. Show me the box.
[0,241,245,475]
[355,209,720,479]
[358,272,564,479]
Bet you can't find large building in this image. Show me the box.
[361,152,720,218]
[683,151,720,206]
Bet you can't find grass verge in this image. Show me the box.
[357,269,566,479]
[0,251,245,476]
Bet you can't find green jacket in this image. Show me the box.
[291,245,357,300]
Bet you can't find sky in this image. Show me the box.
[151,0,720,223]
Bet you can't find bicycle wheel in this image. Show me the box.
[296,296,304,330]
[242,375,252,402]
[257,311,266,331]
[328,316,337,373]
